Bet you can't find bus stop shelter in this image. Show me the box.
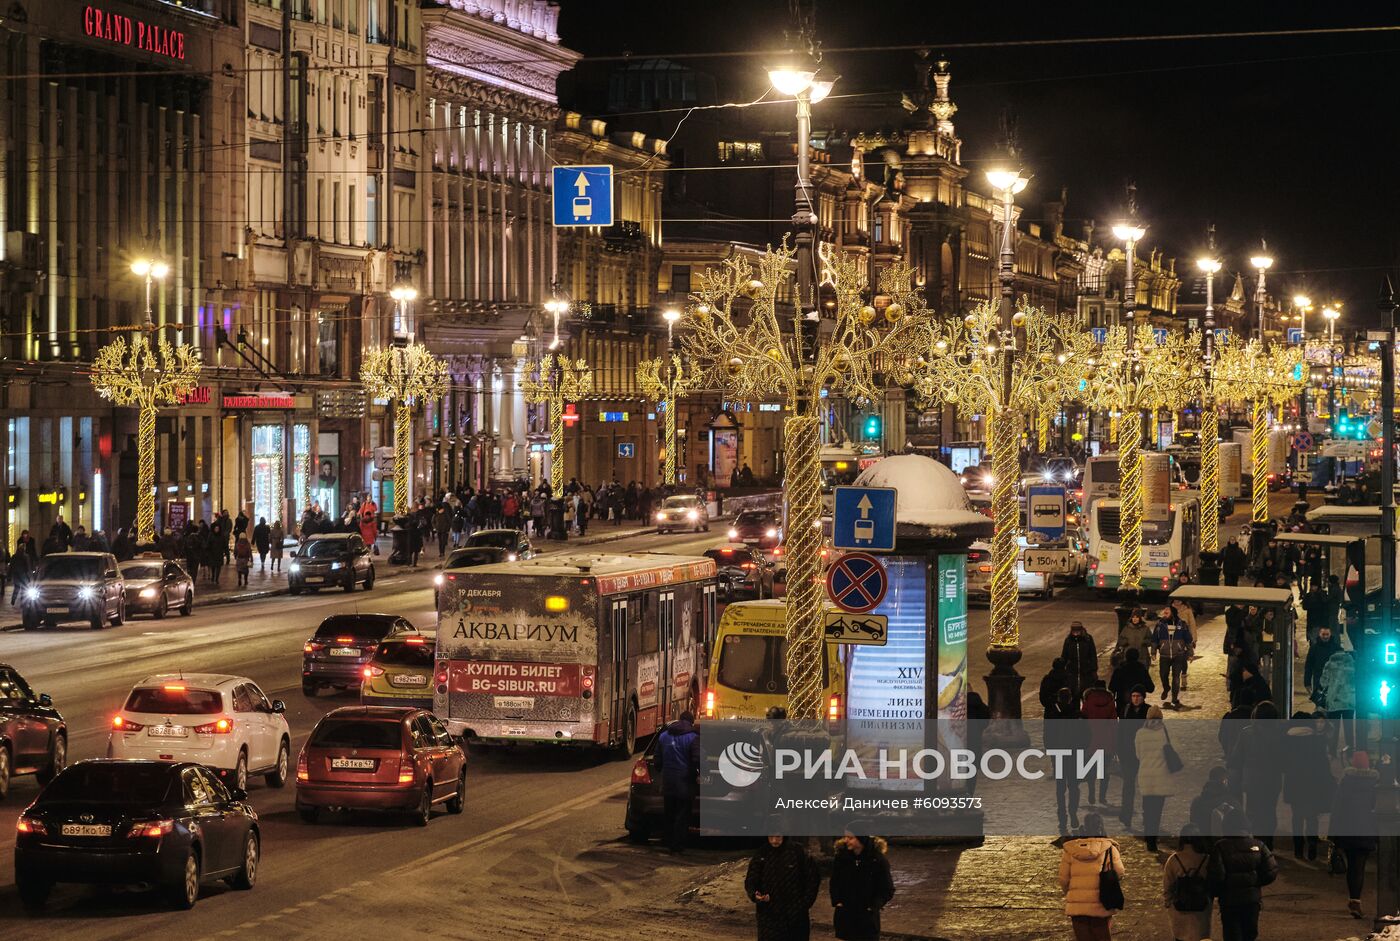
[1169,585,1297,712]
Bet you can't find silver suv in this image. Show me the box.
[19,552,126,630]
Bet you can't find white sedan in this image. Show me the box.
[965,538,1055,603]
[654,494,710,533]
[107,673,291,793]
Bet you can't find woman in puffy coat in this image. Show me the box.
[829,832,895,940]
[1135,706,1178,853]
[1057,812,1125,940]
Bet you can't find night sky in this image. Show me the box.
[556,2,1400,326]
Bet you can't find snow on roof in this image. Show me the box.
[1169,585,1293,605]
[1307,505,1381,519]
[854,454,992,532]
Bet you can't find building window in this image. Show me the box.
[366,177,378,245]
[717,141,762,162]
[671,265,691,294]
[317,313,339,377]
[873,215,883,243]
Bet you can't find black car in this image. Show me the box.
[288,533,376,594]
[433,545,511,607]
[119,557,195,618]
[702,546,775,600]
[302,613,420,696]
[18,551,126,630]
[463,529,534,558]
[14,759,260,911]
[0,663,67,799]
[624,721,770,844]
[726,510,783,550]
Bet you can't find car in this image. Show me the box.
[433,545,512,607]
[107,674,291,793]
[295,706,465,826]
[14,759,260,911]
[655,494,709,533]
[726,510,782,549]
[302,613,421,696]
[119,557,194,619]
[0,664,67,799]
[703,545,775,600]
[965,538,1054,603]
[288,533,375,594]
[462,528,534,559]
[18,551,125,630]
[624,720,770,843]
[360,636,437,708]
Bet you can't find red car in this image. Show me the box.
[295,707,465,826]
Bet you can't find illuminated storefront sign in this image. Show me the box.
[83,5,187,61]
[178,386,212,405]
[223,394,295,410]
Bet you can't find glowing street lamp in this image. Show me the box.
[389,283,418,339]
[130,258,170,327]
[1324,305,1342,421]
[1109,201,1148,594]
[1251,248,1274,341]
[768,56,838,311]
[1197,249,1223,555]
[638,308,695,488]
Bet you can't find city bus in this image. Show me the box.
[434,553,718,755]
[1086,494,1201,594]
[1081,453,1120,513]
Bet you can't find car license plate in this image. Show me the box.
[494,696,534,711]
[305,576,324,584]
[392,674,428,686]
[330,758,375,771]
[148,725,188,738]
[61,824,112,837]
[46,606,66,614]
[330,647,359,657]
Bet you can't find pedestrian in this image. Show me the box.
[1229,701,1284,850]
[1081,681,1117,806]
[1047,687,1087,836]
[1229,661,1271,712]
[1117,687,1150,830]
[1113,609,1153,670]
[1324,574,1343,635]
[433,505,451,556]
[1170,598,1197,690]
[1303,627,1341,708]
[1282,711,1333,861]
[1135,706,1179,853]
[269,519,285,573]
[1301,580,1329,646]
[1318,646,1357,754]
[1162,824,1213,941]
[408,515,424,567]
[234,534,252,588]
[653,710,700,853]
[1152,606,1193,709]
[1221,538,1247,587]
[1207,808,1279,941]
[1189,766,1232,836]
[1327,750,1379,920]
[744,834,821,941]
[1108,648,1154,716]
[1057,811,1124,941]
[829,831,895,940]
[359,497,380,554]
[1061,621,1098,700]
[8,535,34,604]
[252,517,271,572]
[233,508,249,545]
[1039,657,1070,716]
[205,522,224,584]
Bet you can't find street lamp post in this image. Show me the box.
[130,259,170,328]
[390,283,418,340]
[637,309,694,490]
[1251,247,1274,342]
[1324,306,1341,424]
[1294,293,1313,449]
[1197,250,1223,556]
[1111,218,1146,594]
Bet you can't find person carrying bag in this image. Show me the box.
[1058,812,1124,940]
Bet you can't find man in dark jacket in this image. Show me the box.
[1117,687,1150,829]
[1108,647,1154,715]
[1221,538,1248,587]
[654,712,701,853]
[1303,627,1341,701]
[1208,808,1279,941]
[1230,661,1272,712]
[1060,621,1097,699]
[745,835,821,941]
[1038,658,1069,716]
[1190,766,1233,836]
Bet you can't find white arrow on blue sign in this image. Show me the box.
[552,165,614,227]
[832,486,897,552]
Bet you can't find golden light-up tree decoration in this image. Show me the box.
[916,299,1077,655]
[637,353,698,487]
[1065,324,1201,592]
[361,343,449,517]
[520,354,594,495]
[1214,338,1306,523]
[680,245,929,721]
[91,333,202,543]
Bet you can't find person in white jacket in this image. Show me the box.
[1136,706,1180,853]
[1057,812,1125,941]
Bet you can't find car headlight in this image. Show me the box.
[434,573,444,587]
[76,585,97,601]
[330,561,344,571]
[727,529,738,540]
[289,562,301,573]
[507,553,518,562]
[765,528,778,538]
[139,587,158,599]
[656,512,666,521]
[686,510,698,520]
[23,586,40,601]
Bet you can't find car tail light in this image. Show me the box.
[773,546,783,557]
[978,565,992,574]
[296,752,309,782]
[16,817,47,835]
[1170,561,1180,575]
[304,641,322,653]
[405,636,427,644]
[741,562,756,570]
[363,666,385,679]
[126,819,174,839]
[397,766,416,784]
[828,694,842,724]
[630,757,652,786]
[704,688,716,718]
[113,715,144,732]
[194,717,233,734]
[163,684,186,692]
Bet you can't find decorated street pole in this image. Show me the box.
[91,333,201,543]
[361,343,449,516]
[682,247,928,721]
[1196,239,1223,555]
[520,354,594,495]
[1214,338,1307,526]
[637,352,696,488]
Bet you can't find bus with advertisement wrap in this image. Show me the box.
[434,553,718,754]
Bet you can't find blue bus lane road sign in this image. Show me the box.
[832,486,897,552]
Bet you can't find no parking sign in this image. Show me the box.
[824,552,889,614]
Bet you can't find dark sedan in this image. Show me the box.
[726,510,783,550]
[0,663,67,799]
[119,558,194,618]
[702,546,774,600]
[14,759,260,911]
[462,529,533,558]
[433,545,511,607]
[302,613,420,696]
[288,533,376,594]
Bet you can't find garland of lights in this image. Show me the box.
[361,343,449,516]
[637,353,700,486]
[91,333,202,542]
[1213,338,1306,525]
[1200,403,1221,554]
[520,354,594,494]
[681,246,929,721]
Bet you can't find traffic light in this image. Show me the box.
[1368,639,1400,713]
[863,415,882,440]
[1334,410,1370,440]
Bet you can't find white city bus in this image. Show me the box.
[1086,495,1201,594]
[1081,453,1121,514]
[434,553,717,753]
